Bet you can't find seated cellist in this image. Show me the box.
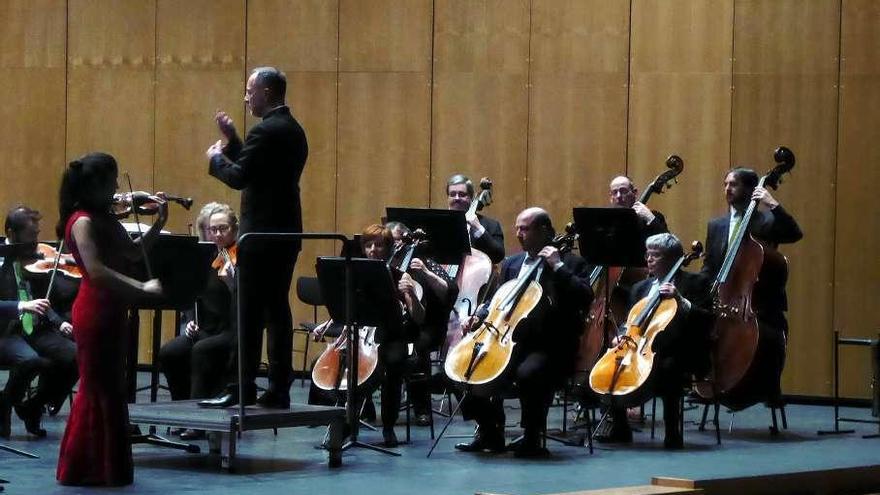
[455,207,591,458]
[600,233,713,449]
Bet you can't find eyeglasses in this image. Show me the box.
[208,224,231,234]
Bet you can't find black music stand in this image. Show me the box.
[386,207,471,264]
[571,207,647,437]
[316,256,402,456]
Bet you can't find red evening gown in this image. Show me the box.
[57,210,133,486]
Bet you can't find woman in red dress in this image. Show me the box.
[55,152,167,486]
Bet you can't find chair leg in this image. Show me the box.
[699,403,709,431]
[650,397,657,440]
[780,404,788,429]
[713,401,721,445]
[770,406,780,435]
[301,337,311,388]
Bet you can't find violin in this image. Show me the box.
[695,147,795,410]
[589,242,703,406]
[112,192,193,219]
[573,155,684,398]
[24,243,82,279]
[444,226,578,388]
[444,178,496,357]
[211,243,238,278]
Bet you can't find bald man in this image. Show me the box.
[454,207,592,457]
[609,176,668,237]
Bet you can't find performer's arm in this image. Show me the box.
[71,216,163,300]
[207,125,269,190]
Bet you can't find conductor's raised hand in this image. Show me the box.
[214,110,237,141]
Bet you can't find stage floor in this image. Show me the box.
[2,372,879,494]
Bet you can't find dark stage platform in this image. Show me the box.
[2,372,880,494]
[127,399,346,470]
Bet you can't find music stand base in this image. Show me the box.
[0,444,38,458]
[341,439,401,456]
[131,433,201,453]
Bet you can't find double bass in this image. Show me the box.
[589,242,703,406]
[444,227,577,388]
[695,147,795,410]
[444,178,496,357]
[573,155,684,396]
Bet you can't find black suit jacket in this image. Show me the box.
[472,214,505,264]
[700,205,802,319]
[627,271,713,374]
[0,258,74,338]
[479,251,592,360]
[209,106,308,251]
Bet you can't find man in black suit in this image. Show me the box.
[609,176,668,237]
[0,206,78,438]
[700,167,802,401]
[454,207,592,457]
[446,174,505,264]
[600,233,713,449]
[202,67,308,409]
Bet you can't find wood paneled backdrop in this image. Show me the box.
[1,0,877,399]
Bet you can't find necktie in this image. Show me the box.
[729,214,743,244]
[13,262,34,335]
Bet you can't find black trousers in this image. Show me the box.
[232,246,298,398]
[459,346,562,441]
[609,354,685,440]
[0,329,77,408]
[159,331,234,400]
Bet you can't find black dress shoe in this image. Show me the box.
[595,424,633,444]
[454,427,505,453]
[0,393,11,439]
[256,391,290,409]
[382,427,399,447]
[15,401,46,438]
[512,440,550,458]
[664,433,683,450]
[198,392,255,408]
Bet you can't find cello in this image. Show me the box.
[573,155,684,396]
[444,178,496,357]
[695,147,795,410]
[444,227,577,388]
[589,241,703,406]
[311,229,426,392]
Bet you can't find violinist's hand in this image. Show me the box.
[752,187,779,211]
[59,321,73,337]
[19,299,50,316]
[312,320,331,341]
[184,320,199,338]
[633,202,656,224]
[215,110,237,141]
[461,315,480,335]
[537,245,562,268]
[206,139,224,160]
[151,191,169,225]
[409,258,427,274]
[142,279,163,297]
[398,273,418,299]
[658,282,679,299]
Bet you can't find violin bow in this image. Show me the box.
[44,239,65,299]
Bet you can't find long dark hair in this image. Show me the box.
[57,152,118,238]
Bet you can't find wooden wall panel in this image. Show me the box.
[834,0,880,398]
[337,72,432,233]
[430,0,529,250]
[527,0,630,228]
[627,0,733,251]
[0,0,66,227]
[339,0,432,73]
[66,0,155,195]
[731,0,840,397]
[247,0,338,72]
[337,0,432,234]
